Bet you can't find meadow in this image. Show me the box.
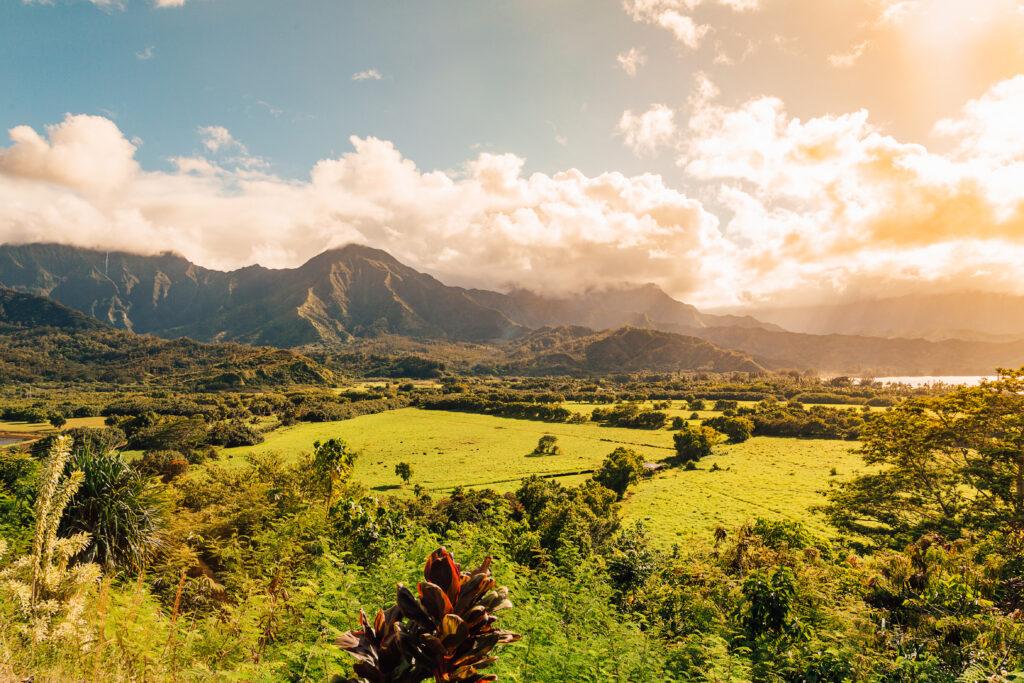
[221,407,860,543]
[621,438,862,545]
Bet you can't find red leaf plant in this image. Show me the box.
[336,547,521,682]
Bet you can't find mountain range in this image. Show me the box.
[2,242,1024,375]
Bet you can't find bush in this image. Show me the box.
[62,447,166,570]
[672,425,722,464]
[703,415,754,443]
[206,419,264,447]
[135,450,190,483]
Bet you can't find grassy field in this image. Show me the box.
[0,416,106,438]
[223,408,679,493]
[621,437,862,546]
[220,408,863,543]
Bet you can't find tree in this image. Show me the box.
[824,369,1024,545]
[594,447,645,499]
[534,434,560,455]
[395,461,412,484]
[48,414,67,430]
[672,425,722,465]
[703,415,754,443]
[313,438,356,511]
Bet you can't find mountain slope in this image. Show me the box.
[0,287,335,386]
[692,326,1024,376]
[0,286,106,331]
[466,284,779,334]
[0,243,524,346]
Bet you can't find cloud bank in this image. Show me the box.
[1,75,1023,307]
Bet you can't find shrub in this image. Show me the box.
[61,447,166,570]
[703,415,754,443]
[206,419,264,447]
[672,425,722,464]
[534,434,560,455]
[337,547,520,682]
[136,450,190,483]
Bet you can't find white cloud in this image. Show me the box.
[3,77,1024,307]
[352,68,383,82]
[617,48,647,77]
[135,45,155,60]
[153,0,186,6]
[0,116,729,300]
[827,40,870,68]
[622,0,761,48]
[618,104,677,156]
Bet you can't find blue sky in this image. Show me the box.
[2,0,697,179]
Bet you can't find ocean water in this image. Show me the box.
[866,376,996,387]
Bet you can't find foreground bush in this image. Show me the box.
[337,546,520,682]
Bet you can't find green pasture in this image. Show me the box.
[621,437,862,546]
[222,407,678,493]
[220,408,862,542]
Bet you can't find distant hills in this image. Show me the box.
[2,242,1024,375]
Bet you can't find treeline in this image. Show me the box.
[418,396,576,423]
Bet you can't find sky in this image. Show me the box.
[1,0,1024,308]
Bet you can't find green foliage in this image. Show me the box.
[532,434,560,455]
[703,415,754,443]
[593,447,645,499]
[672,424,722,464]
[60,446,166,570]
[313,438,357,512]
[395,461,413,483]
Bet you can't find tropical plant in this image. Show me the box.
[60,446,165,570]
[336,546,520,682]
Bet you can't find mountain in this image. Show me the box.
[0,243,524,346]
[741,292,1024,342]
[466,284,780,334]
[0,288,335,387]
[691,326,1024,376]
[0,286,106,331]
[499,326,766,375]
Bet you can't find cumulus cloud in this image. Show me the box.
[2,75,1023,307]
[677,74,1024,303]
[0,115,730,299]
[617,48,647,76]
[622,0,761,49]
[618,105,677,156]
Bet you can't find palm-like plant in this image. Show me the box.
[337,547,520,682]
[60,447,165,571]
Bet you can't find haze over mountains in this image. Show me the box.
[742,294,1024,343]
[2,241,1024,375]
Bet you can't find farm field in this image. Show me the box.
[0,416,106,435]
[621,437,862,546]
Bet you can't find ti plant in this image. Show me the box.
[337,547,521,682]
